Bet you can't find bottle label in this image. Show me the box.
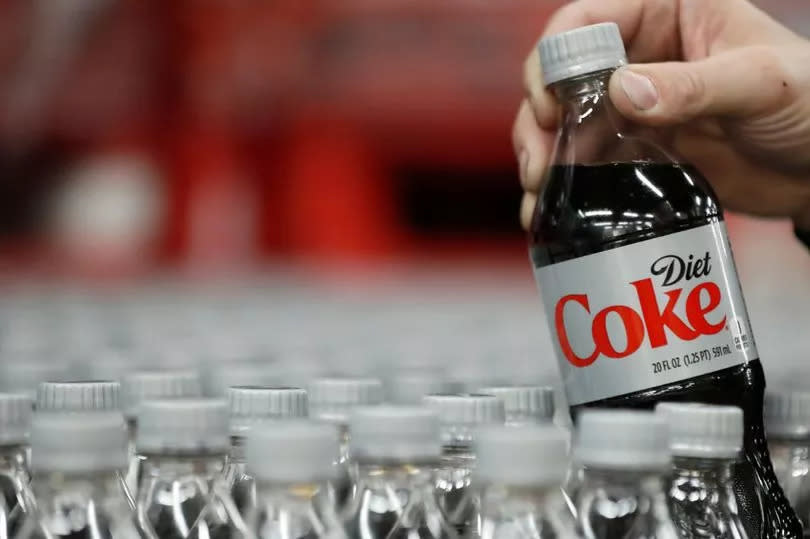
[532,222,757,405]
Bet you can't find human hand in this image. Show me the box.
[514,0,810,232]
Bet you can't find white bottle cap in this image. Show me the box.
[308,377,383,424]
[30,411,128,473]
[765,391,810,439]
[349,405,441,462]
[137,398,229,454]
[227,386,308,435]
[203,361,282,397]
[122,370,201,419]
[575,409,670,470]
[655,402,743,459]
[423,394,506,445]
[36,381,121,412]
[539,22,627,86]
[480,386,555,423]
[246,421,339,483]
[475,425,569,486]
[0,393,32,445]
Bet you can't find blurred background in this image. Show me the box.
[0,0,808,395]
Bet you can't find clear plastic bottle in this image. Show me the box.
[308,377,384,512]
[423,394,505,537]
[478,387,555,426]
[241,420,345,539]
[343,405,456,539]
[573,410,678,539]
[0,393,33,538]
[656,402,751,539]
[16,411,145,539]
[121,370,202,496]
[134,398,244,539]
[476,425,580,539]
[225,386,308,517]
[764,391,810,533]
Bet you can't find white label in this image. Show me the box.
[533,223,757,406]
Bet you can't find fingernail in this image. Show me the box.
[619,69,659,110]
[518,149,529,184]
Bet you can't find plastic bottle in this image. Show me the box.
[16,411,144,539]
[242,421,346,539]
[344,405,456,539]
[478,386,555,426]
[134,398,243,539]
[121,370,202,495]
[423,394,505,537]
[529,22,798,537]
[225,386,308,516]
[476,425,579,539]
[0,393,33,537]
[765,390,810,533]
[572,410,677,539]
[308,377,384,511]
[656,402,751,539]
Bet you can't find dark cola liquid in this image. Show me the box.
[530,162,802,539]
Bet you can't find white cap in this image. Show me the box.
[228,386,308,435]
[246,421,339,483]
[765,391,810,439]
[0,393,32,445]
[475,425,569,486]
[575,409,670,470]
[203,361,282,397]
[36,381,121,412]
[480,386,555,423]
[349,406,441,462]
[423,394,506,445]
[30,412,128,473]
[655,402,742,459]
[539,22,627,86]
[137,399,229,454]
[0,361,70,399]
[387,370,456,405]
[308,377,383,424]
[122,370,202,419]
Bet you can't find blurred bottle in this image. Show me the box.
[572,410,677,539]
[478,386,555,426]
[477,425,579,539]
[16,412,143,539]
[0,394,33,537]
[241,421,346,539]
[134,399,243,539]
[344,406,456,539]
[423,394,505,537]
[308,377,384,512]
[122,370,202,495]
[225,386,308,517]
[765,391,810,532]
[656,403,751,539]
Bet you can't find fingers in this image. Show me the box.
[512,100,555,193]
[523,47,557,130]
[520,191,538,231]
[608,46,795,126]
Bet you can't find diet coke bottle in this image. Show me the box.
[529,22,800,538]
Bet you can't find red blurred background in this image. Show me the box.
[0,0,807,280]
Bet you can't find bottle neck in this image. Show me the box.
[0,444,28,474]
[138,451,226,481]
[356,461,435,488]
[229,435,246,463]
[581,467,665,495]
[671,456,736,481]
[255,479,329,508]
[32,468,126,502]
[552,70,612,103]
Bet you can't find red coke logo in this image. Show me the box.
[555,252,727,367]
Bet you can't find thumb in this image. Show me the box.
[608,47,792,126]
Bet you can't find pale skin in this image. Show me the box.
[514,0,810,233]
